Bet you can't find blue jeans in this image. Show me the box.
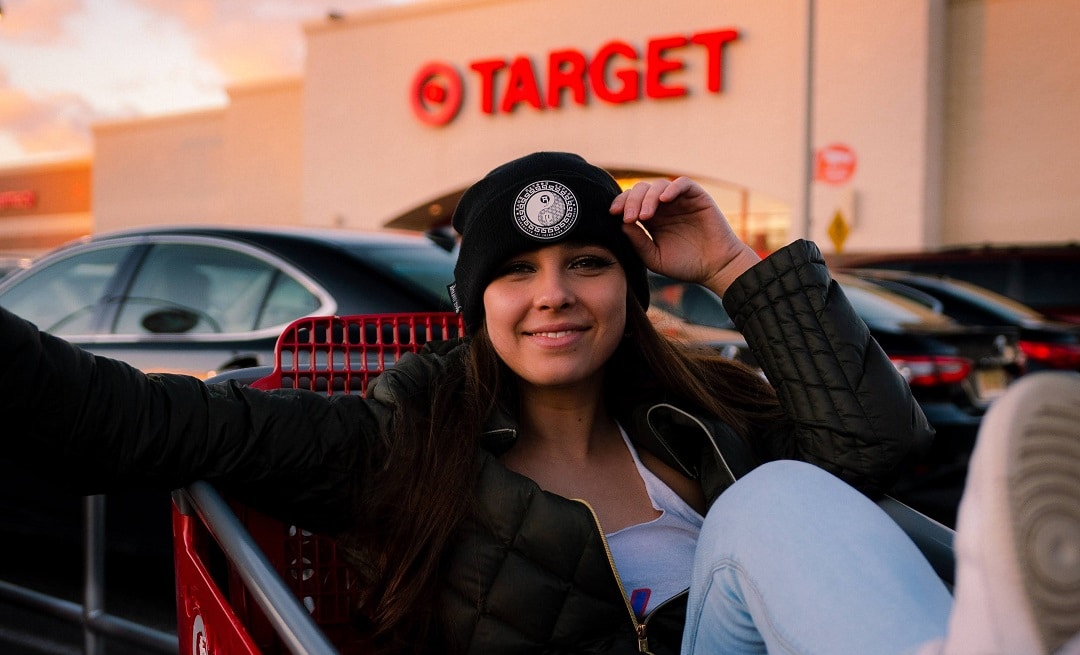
[680,460,953,655]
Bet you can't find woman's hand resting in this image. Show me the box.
[610,176,761,297]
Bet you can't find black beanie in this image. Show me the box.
[449,152,649,332]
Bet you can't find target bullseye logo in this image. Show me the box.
[410,62,463,126]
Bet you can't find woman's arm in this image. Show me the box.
[0,305,378,533]
[722,240,934,496]
[610,178,932,496]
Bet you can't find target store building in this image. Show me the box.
[36,0,1080,258]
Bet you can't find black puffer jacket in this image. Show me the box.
[0,240,932,654]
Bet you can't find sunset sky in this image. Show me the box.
[0,0,404,166]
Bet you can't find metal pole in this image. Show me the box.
[0,493,176,653]
[83,495,107,655]
[801,0,816,240]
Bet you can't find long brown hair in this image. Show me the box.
[341,322,500,652]
[344,293,781,652]
[612,296,784,436]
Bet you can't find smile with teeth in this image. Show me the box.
[528,329,580,339]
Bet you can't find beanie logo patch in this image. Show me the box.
[513,180,578,240]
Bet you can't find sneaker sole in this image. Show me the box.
[1006,372,1080,653]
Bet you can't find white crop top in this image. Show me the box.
[606,426,703,618]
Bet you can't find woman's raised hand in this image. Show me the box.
[610,177,761,296]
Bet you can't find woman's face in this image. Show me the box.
[483,242,628,390]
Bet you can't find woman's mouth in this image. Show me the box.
[524,325,587,344]
[531,330,575,339]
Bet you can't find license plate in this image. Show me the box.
[973,368,1010,402]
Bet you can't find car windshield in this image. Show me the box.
[648,275,737,330]
[913,277,1047,323]
[339,242,458,305]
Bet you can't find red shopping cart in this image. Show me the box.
[172,312,465,654]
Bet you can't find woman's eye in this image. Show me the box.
[495,261,533,277]
[571,256,616,270]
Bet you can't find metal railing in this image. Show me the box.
[0,495,178,654]
[878,495,955,587]
[0,484,341,654]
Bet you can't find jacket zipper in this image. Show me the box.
[574,499,657,654]
[641,589,688,624]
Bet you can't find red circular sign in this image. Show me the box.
[410,62,464,127]
[815,143,857,185]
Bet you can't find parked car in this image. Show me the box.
[642,272,1024,526]
[648,273,1021,421]
[848,269,1080,372]
[0,226,460,378]
[834,272,1021,429]
[841,242,1080,324]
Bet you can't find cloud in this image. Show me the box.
[0,0,410,164]
[0,72,97,160]
[0,0,86,44]
[129,0,414,80]
[0,1,224,124]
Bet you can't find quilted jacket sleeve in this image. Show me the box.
[0,305,382,534]
[722,240,934,496]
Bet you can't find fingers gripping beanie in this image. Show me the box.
[449,151,649,332]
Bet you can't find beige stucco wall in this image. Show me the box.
[942,0,1080,244]
[93,109,227,231]
[93,78,303,233]
[223,77,304,226]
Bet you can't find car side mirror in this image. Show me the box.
[142,308,199,334]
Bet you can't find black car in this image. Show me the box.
[834,273,1021,425]
[0,226,459,378]
[841,242,1080,325]
[646,273,1021,425]
[847,269,1080,372]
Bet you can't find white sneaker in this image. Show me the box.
[944,371,1080,655]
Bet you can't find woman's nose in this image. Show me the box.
[532,268,574,310]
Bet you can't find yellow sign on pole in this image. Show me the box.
[827,209,850,253]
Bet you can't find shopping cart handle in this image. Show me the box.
[182,480,340,654]
[877,495,955,586]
